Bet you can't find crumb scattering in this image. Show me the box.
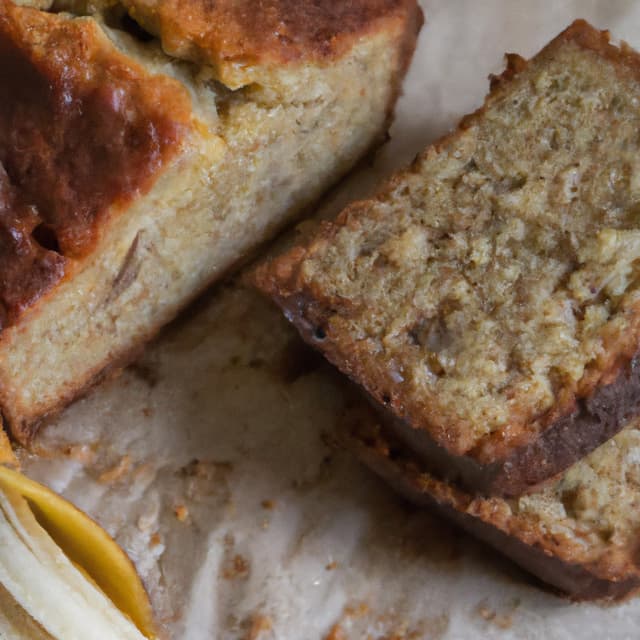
[98,455,132,484]
[63,443,96,465]
[475,600,515,630]
[173,504,189,522]
[222,554,250,580]
[324,623,347,640]
[246,614,273,640]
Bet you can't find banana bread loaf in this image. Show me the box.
[349,411,640,601]
[0,0,422,443]
[256,20,640,497]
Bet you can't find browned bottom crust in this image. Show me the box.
[379,352,640,497]
[271,287,640,499]
[347,419,640,601]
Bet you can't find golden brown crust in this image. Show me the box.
[124,0,418,65]
[0,1,192,327]
[381,0,423,131]
[122,0,421,88]
[254,20,640,496]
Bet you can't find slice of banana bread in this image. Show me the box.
[349,412,640,601]
[256,20,640,497]
[0,0,422,443]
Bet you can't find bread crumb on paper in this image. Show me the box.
[324,623,347,640]
[98,455,132,484]
[222,554,250,580]
[326,602,449,640]
[63,443,97,466]
[173,504,189,522]
[475,599,518,630]
[343,602,369,618]
[246,614,273,640]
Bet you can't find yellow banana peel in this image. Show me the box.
[0,458,157,639]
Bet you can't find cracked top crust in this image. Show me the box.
[121,0,420,88]
[0,1,192,327]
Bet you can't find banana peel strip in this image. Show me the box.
[0,465,157,639]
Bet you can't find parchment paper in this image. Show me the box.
[20,2,640,638]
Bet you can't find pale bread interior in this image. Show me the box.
[0,9,405,437]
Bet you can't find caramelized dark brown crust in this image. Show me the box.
[123,0,420,69]
[0,1,191,326]
[0,166,65,328]
[348,419,640,601]
[255,20,640,498]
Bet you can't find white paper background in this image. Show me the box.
[20,2,640,638]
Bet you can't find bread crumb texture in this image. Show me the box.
[271,23,640,456]
[514,425,640,557]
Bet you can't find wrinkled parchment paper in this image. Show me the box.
[20,2,640,638]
